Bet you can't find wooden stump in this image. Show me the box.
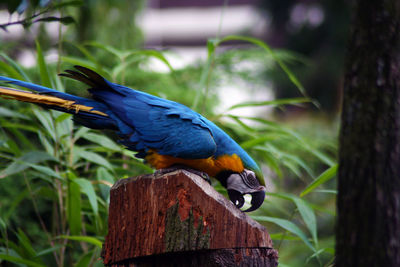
[102,170,278,266]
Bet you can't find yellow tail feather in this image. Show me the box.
[0,86,107,116]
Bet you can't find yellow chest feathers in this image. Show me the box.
[145,150,244,177]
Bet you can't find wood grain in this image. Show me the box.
[102,170,277,266]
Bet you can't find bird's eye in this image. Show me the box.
[240,170,259,189]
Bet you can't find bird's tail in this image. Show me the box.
[0,86,107,116]
[0,76,116,130]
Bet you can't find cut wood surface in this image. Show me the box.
[102,170,277,266]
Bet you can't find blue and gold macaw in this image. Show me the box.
[0,66,266,212]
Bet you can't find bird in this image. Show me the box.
[0,66,266,212]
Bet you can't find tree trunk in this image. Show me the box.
[337,1,400,266]
[102,170,278,266]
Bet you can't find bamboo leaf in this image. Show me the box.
[32,109,56,140]
[0,151,57,178]
[293,198,318,247]
[97,167,115,201]
[227,97,310,111]
[131,50,175,73]
[0,61,24,80]
[85,42,123,59]
[35,244,63,257]
[74,178,98,215]
[0,254,45,267]
[60,56,103,75]
[75,250,95,267]
[251,215,315,251]
[35,41,51,88]
[67,173,82,235]
[81,132,121,152]
[268,192,318,246]
[218,35,319,107]
[57,235,102,248]
[76,149,113,170]
[16,229,38,259]
[300,164,338,197]
[28,164,62,179]
[0,107,29,119]
[0,52,31,81]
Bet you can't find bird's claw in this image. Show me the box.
[156,165,211,185]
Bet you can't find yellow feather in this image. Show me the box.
[0,86,107,117]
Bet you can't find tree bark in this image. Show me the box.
[337,1,400,266]
[102,170,278,266]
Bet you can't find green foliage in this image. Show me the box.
[0,4,338,266]
[1,0,78,31]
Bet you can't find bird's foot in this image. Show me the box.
[155,165,211,185]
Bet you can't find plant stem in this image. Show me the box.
[23,172,60,265]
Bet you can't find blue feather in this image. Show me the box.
[0,66,262,176]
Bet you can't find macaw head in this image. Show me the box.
[218,169,266,212]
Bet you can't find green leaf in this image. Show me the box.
[132,50,175,72]
[35,245,63,257]
[300,164,338,197]
[251,215,315,252]
[5,139,21,156]
[218,35,319,107]
[16,228,38,259]
[306,248,331,263]
[0,61,24,80]
[313,189,337,194]
[67,173,82,235]
[293,198,318,247]
[75,250,95,267]
[0,52,31,81]
[35,41,51,88]
[57,235,102,248]
[240,136,279,149]
[63,41,100,68]
[227,97,311,110]
[0,217,5,231]
[55,113,71,124]
[74,178,98,215]
[81,132,121,152]
[37,131,54,155]
[33,108,56,140]
[0,107,28,119]
[28,164,62,179]
[60,56,103,74]
[268,192,318,246]
[73,127,90,142]
[0,254,45,267]
[76,149,113,170]
[85,42,123,59]
[0,122,39,133]
[0,151,57,178]
[96,167,115,201]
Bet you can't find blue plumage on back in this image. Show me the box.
[0,66,261,175]
[0,66,267,212]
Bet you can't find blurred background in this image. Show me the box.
[0,0,350,266]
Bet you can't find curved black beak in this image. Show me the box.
[225,169,266,212]
[242,190,265,212]
[227,189,265,212]
[228,189,245,209]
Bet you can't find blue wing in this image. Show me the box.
[0,67,217,159]
[62,66,217,159]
